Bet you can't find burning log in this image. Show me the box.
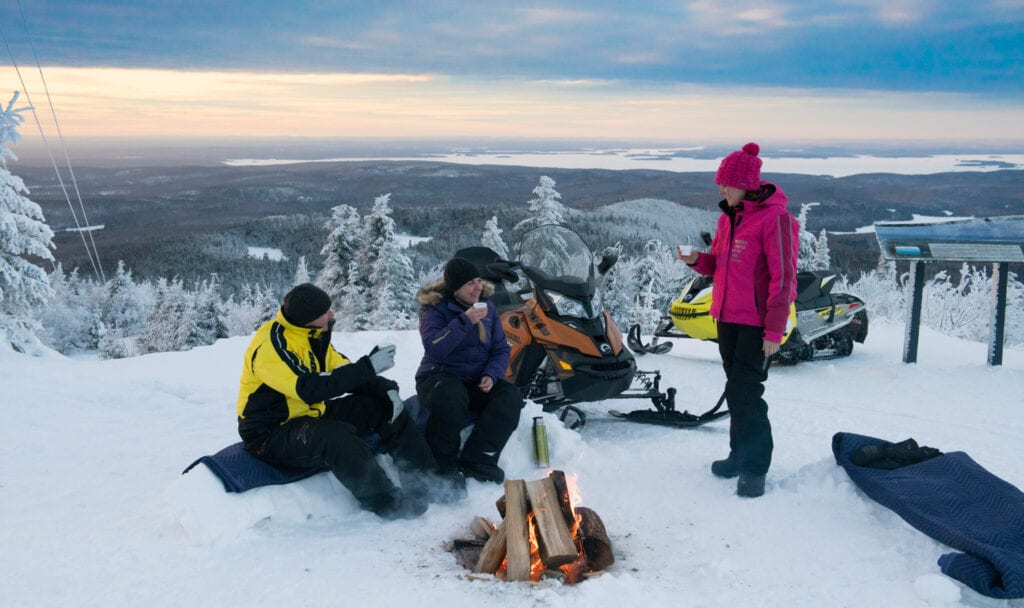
[575,507,614,571]
[503,479,533,581]
[547,469,575,526]
[525,477,577,567]
[456,470,614,585]
[471,516,497,539]
[474,520,508,574]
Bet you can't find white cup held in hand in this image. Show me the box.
[677,245,694,258]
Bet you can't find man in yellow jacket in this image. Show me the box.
[237,283,436,519]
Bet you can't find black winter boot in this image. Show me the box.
[736,473,766,498]
[427,468,468,504]
[711,455,739,478]
[461,461,505,483]
[374,489,429,520]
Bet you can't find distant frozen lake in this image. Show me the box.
[224,148,1024,178]
[247,246,285,261]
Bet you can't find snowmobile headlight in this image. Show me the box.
[545,290,587,319]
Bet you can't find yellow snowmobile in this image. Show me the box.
[629,270,869,364]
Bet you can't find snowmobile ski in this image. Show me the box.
[609,391,729,429]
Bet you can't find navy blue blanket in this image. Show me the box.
[183,395,468,494]
[833,432,1024,599]
[183,442,329,493]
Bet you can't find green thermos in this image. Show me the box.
[533,416,549,467]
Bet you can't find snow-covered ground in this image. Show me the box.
[2,321,1022,607]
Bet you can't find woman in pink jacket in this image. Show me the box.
[678,142,798,498]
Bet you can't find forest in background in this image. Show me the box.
[4,127,1022,359]
[27,159,1023,302]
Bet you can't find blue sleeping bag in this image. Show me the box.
[833,432,1024,599]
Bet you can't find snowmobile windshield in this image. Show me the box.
[516,225,595,298]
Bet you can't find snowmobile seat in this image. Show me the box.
[795,270,838,310]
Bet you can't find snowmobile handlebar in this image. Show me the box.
[486,260,520,284]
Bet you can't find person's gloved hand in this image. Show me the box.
[386,389,404,423]
[368,343,396,374]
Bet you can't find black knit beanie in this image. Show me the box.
[282,283,332,326]
[444,257,481,292]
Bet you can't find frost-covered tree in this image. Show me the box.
[101,260,150,337]
[292,256,310,286]
[38,264,100,354]
[633,239,676,313]
[358,194,417,329]
[317,204,363,306]
[837,258,1022,347]
[0,92,55,353]
[812,229,832,271]
[189,275,228,347]
[630,277,664,334]
[223,283,278,336]
[515,176,567,232]
[481,215,509,259]
[795,203,820,271]
[600,243,636,329]
[136,278,195,354]
[344,194,419,329]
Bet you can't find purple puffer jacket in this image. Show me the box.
[690,182,799,343]
[414,280,510,383]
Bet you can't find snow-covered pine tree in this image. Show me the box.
[38,264,100,354]
[350,194,418,329]
[363,195,418,329]
[795,203,820,272]
[292,256,310,286]
[514,176,567,233]
[599,243,636,329]
[481,215,509,259]
[812,229,832,271]
[189,275,228,347]
[223,283,278,336]
[318,204,364,330]
[633,239,676,313]
[0,92,56,353]
[101,260,151,338]
[136,278,195,353]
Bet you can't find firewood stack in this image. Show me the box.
[446,470,613,584]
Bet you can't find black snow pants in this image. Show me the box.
[416,373,522,472]
[717,321,774,476]
[251,393,436,514]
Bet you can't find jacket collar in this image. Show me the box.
[275,309,325,338]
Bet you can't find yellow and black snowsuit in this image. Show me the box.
[236,309,377,445]
[235,309,436,517]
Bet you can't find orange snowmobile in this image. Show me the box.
[454,224,728,429]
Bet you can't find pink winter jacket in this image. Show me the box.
[690,183,799,343]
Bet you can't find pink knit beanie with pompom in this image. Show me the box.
[715,142,762,191]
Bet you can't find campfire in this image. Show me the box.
[446,470,613,584]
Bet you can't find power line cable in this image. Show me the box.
[18,0,104,281]
[0,13,104,281]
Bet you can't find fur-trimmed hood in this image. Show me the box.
[417,278,496,307]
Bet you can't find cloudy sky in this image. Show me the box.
[1,0,1022,142]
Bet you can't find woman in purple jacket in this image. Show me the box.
[678,142,799,498]
[415,257,522,486]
